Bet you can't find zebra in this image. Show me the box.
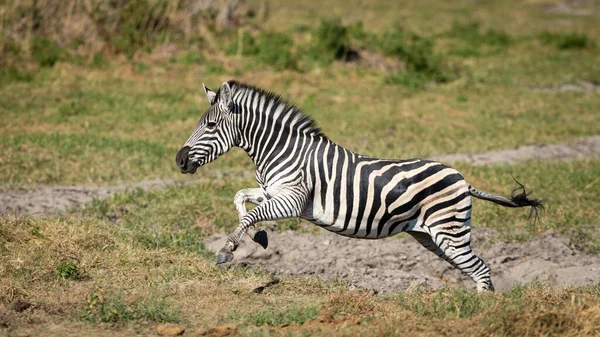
[176,80,543,292]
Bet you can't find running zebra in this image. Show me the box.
[176,81,543,292]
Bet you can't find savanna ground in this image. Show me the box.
[1,0,600,336]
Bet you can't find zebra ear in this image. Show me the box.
[203,83,217,105]
[218,82,232,109]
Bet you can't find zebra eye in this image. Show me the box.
[206,122,217,129]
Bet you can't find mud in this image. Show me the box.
[431,135,600,166]
[205,228,600,293]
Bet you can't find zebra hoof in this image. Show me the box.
[216,249,234,265]
[253,230,268,249]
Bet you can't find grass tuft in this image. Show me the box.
[81,285,180,323]
[56,261,80,280]
[231,305,319,327]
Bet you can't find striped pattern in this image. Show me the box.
[179,80,542,292]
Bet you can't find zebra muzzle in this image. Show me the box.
[176,146,192,173]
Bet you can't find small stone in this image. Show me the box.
[156,324,185,336]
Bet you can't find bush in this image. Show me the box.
[31,36,66,67]
[228,31,297,70]
[312,18,352,62]
[381,25,454,85]
[539,31,592,50]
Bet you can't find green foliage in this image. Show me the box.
[381,25,455,87]
[82,285,180,323]
[539,31,593,50]
[92,53,108,68]
[56,261,80,279]
[311,18,353,63]
[231,305,319,326]
[171,51,206,65]
[255,32,297,70]
[229,31,297,70]
[0,67,34,86]
[31,37,66,67]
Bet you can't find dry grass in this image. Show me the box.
[1,215,599,336]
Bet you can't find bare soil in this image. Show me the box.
[204,228,600,293]
[0,179,177,216]
[431,135,600,166]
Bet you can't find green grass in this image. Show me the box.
[56,261,80,280]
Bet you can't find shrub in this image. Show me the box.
[539,31,592,50]
[31,36,66,67]
[228,30,297,70]
[381,25,454,85]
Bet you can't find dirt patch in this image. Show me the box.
[205,228,600,293]
[540,0,597,16]
[0,179,185,216]
[526,80,600,93]
[431,135,600,166]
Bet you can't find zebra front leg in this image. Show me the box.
[217,192,306,265]
[234,188,269,249]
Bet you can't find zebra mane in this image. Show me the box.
[224,80,324,136]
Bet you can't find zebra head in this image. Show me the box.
[176,82,238,174]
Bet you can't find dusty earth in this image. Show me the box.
[1,136,600,293]
[431,135,600,166]
[0,179,183,216]
[205,228,600,293]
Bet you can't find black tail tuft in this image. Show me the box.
[510,175,545,225]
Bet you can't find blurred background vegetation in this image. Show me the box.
[2,0,596,88]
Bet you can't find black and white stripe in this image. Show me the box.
[177,80,543,292]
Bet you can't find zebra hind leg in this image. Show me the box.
[407,230,494,292]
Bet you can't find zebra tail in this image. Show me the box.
[468,177,545,223]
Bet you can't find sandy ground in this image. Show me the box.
[0,179,182,216]
[1,136,600,293]
[205,228,600,293]
[431,135,600,166]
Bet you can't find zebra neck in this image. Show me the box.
[236,119,328,173]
